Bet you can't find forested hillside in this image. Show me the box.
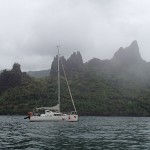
[0,41,150,116]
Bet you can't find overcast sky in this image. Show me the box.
[0,0,150,71]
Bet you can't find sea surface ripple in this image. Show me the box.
[0,116,150,149]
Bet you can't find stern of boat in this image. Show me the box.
[67,114,78,122]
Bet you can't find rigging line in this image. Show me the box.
[60,58,77,113]
[34,78,56,109]
[33,79,48,111]
[41,77,58,107]
[42,84,57,107]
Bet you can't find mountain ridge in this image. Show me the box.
[1,40,150,116]
[27,40,148,78]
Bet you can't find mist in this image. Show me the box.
[0,0,150,71]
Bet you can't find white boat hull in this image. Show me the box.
[29,114,78,122]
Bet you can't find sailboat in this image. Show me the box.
[26,46,78,122]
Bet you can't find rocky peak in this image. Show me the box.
[111,40,143,65]
[50,55,67,76]
[50,51,83,76]
[67,51,83,64]
[66,51,83,72]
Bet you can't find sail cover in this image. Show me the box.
[36,104,59,111]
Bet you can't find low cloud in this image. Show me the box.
[0,0,150,71]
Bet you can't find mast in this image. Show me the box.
[57,45,60,112]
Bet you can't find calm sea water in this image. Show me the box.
[0,116,150,150]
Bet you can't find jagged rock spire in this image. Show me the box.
[111,40,143,64]
[50,51,83,76]
[67,51,83,72]
[50,55,67,76]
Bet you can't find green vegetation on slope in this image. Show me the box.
[1,41,150,116]
[0,64,150,116]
